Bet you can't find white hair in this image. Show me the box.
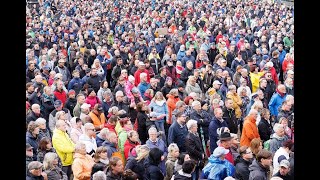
[285,95,294,102]
[148,126,158,134]
[43,152,59,170]
[35,118,46,126]
[273,123,284,133]
[248,109,258,116]
[92,171,107,180]
[191,100,201,107]
[186,119,198,130]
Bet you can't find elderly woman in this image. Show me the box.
[35,118,51,139]
[91,59,105,78]
[72,142,95,180]
[164,143,180,180]
[70,117,85,144]
[26,121,42,160]
[146,127,168,174]
[43,152,68,180]
[125,145,150,180]
[269,123,289,154]
[185,76,202,98]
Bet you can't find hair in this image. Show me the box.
[27,121,39,133]
[122,169,138,180]
[94,146,108,163]
[136,102,145,112]
[43,152,59,170]
[184,96,194,105]
[26,82,33,90]
[282,139,294,149]
[169,88,178,95]
[273,123,284,133]
[38,137,51,151]
[182,159,197,174]
[35,118,46,126]
[239,145,250,156]
[92,171,107,180]
[177,153,188,165]
[109,156,121,169]
[260,108,270,118]
[251,101,263,111]
[176,101,186,108]
[257,149,273,162]
[55,110,66,120]
[100,80,108,88]
[250,138,262,156]
[148,147,163,165]
[135,145,150,162]
[119,118,130,127]
[148,126,158,134]
[186,119,197,130]
[74,142,86,153]
[168,143,179,156]
[108,115,118,124]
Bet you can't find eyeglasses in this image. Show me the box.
[88,128,96,132]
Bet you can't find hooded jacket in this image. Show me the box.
[240,116,260,147]
[71,153,95,180]
[201,155,235,180]
[248,159,269,180]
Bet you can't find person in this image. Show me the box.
[26,121,42,160]
[106,157,124,179]
[73,93,86,118]
[49,100,72,133]
[26,143,34,173]
[102,131,119,159]
[235,146,254,180]
[278,117,293,140]
[164,143,180,180]
[72,142,95,180]
[268,84,287,121]
[209,107,229,152]
[89,104,107,131]
[172,160,197,180]
[93,146,110,168]
[92,171,107,180]
[35,118,51,140]
[97,80,112,103]
[26,103,44,125]
[217,131,235,165]
[272,140,294,176]
[52,120,75,179]
[269,123,289,154]
[26,161,47,180]
[36,137,57,163]
[240,109,260,147]
[168,111,188,153]
[79,123,98,157]
[125,145,150,180]
[166,89,181,125]
[248,149,273,180]
[145,147,165,180]
[185,119,205,180]
[43,152,68,180]
[258,108,273,143]
[138,73,151,99]
[201,146,235,180]
[272,160,294,180]
[222,98,238,134]
[80,103,92,124]
[123,130,141,160]
[136,102,151,144]
[70,117,85,144]
[226,85,243,121]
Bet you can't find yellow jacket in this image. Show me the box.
[249,72,265,93]
[226,92,243,119]
[72,153,95,180]
[52,129,75,166]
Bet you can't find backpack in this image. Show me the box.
[263,139,271,150]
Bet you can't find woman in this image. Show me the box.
[279,117,293,140]
[220,76,233,98]
[92,146,109,172]
[185,76,202,98]
[239,88,250,122]
[161,77,174,98]
[258,108,273,143]
[164,143,180,180]
[43,152,68,180]
[143,89,154,105]
[91,59,105,78]
[174,153,191,174]
[26,121,42,160]
[117,118,133,160]
[97,80,112,102]
[72,142,95,180]
[149,92,169,143]
[37,137,58,164]
[145,148,164,180]
[136,102,150,144]
[184,96,194,118]
[35,118,51,139]
[106,157,124,180]
[250,138,263,160]
[70,117,85,144]
[226,85,243,119]
[240,109,260,147]
[41,86,56,121]
[123,130,141,160]
[237,78,252,100]
[125,145,150,180]
[85,88,101,111]
[166,89,181,125]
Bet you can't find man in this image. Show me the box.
[88,103,107,131]
[80,103,92,124]
[248,149,273,180]
[64,90,77,117]
[101,91,114,117]
[273,160,293,180]
[53,79,67,106]
[114,76,126,95]
[277,100,294,127]
[222,98,238,134]
[269,84,287,121]
[235,146,254,180]
[137,73,150,99]
[209,107,228,152]
[212,80,224,100]
[240,68,253,91]
[231,52,245,73]
[240,109,260,147]
[150,78,161,93]
[68,69,84,95]
[96,128,109,147]
[52,120,75,179]
[177,82,187,100]
[54,59,71,86]
[171,101,187,124]
[155,67,167,88]
[264,72,276,103]
[110,91,129,114]
[165,59,177,85]
[26,82,41,106]
[26,104,44,125]
[26,161,47,180]
[102,132,118,158]
[217,131,235,165]
[168,111,189,153]
[26,143,34,173]
[87,68,103,93]
[73,93,86,118]
[49,100,72,133]
[79,123,98,157]
[181,50,195,68]
[111,56,126,88]
[134,61,150,86]
[33,74,46,94]
[180,61,194,84]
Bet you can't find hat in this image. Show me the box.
[131,87,140,94]
[263,55,269,60]
[95,104,103,111]
[138,61,145,66]
[279,159,290,168]
[213,80,222,85]
[201,100,208,107]
[85,68,91,73]
[218,132,233,141]
[81,103,91,109]
[68,89,76,96]
[54,100,62,108]
[87,88,94,95]
[212,146,230,157]
[287,70,294,74]
[26,143,33,150]
[28,161,43,170]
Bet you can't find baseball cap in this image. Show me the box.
[279,159,290,168]
[213,80,222,85]
[131,87,140,94]
[212,146,230,158]
[54,100,62,108]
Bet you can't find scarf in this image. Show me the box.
[42,93,55,104]
[276,89,286,97]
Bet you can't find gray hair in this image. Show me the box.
[43,152,59,170]
[74,142,86,153]
[168,143,179,155]
[98,128,109,139]
[92,171,107,180]
[84,123,95,131]
[273,123,284,132]
[55,111,66,120]
[31,104,40,111]
[186,119,198,130]
[175,101,186,108]
[103,91,112,97]
[248,109,258,116]
[35,118,46,126]
[285,94,294,102]
[148,126,158,134]
[191,100,201,107]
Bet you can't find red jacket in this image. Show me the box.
[123,140,140,160]
[85,96,101,110]
[104,122,117,135]
[54,89,67,106]
[134,69,150,86]
[282,59,294,72]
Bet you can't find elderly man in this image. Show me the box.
[209,107,229,152]
[137,72,150,99]
[185,76,202,98]
[134,61,150,86]
[269,84,287,121]
[110,91,130,114]
[102,132,118,158]
[26,103,44,125]
[52,120,75,179]
[168,111,188,153]
[79,123,98,157]
[96,128,109,147]
[80,103,92,124]
[171,101,187,124]
[26,161,47,180]
[73,94,86,118]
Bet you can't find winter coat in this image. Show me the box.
[88,111,106,130]
[64,97,77,117]
[168,121,188,153]
[201,155,235,180]
[45,166,68,180]
[125,157,147,180]
[180,68,194,84]
[53,89,67,106]
[86,75,102,93]
[173,170,192,180]
[240,116,260,147]
[52,129,75,166]
[248,159,269,180]
[85,96,101,110]
[222,107,238,134]
[145,160,164,180]
[136,111,149,144]
[269,134,289,154]
[26,132,43,160]
[268,92,287,116]
[123,139,140,160]
[190,110,211,142]
[166,94,181,124]
[164,155,177,180]
[102,139,118,159]
[36,148,57,163]
[185,82,202,98]
[138,82,151,99]
[209,117,229,152]
[71,153,95,180]
[185,132,204,162]
[226,92,243,119]
[258,118,273,142]
[26,171,45,180]
[68,77,84,94]
[235,157,252,180]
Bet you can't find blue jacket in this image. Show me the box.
[96,135,105,147]
[177,50,186,62]
[138,82,150,99]
[279,50,287,65]
[181,55,195,68]
[146,138,168,174]
[268,92,287,116]
[149,100,169,122]
[201,155,235,180]
[209,117,228,152]
[67,77,84,94]
[26,132,43,160]
[102,140,118,158]
[168,122,188,153]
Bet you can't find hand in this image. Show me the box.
[130,102,136,108]
[41,172,48,180]
[161,155,165,161]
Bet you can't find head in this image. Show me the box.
[31,104,41,114]
[26,143,34,157]
[187,119,198,134]
[148,148,163,165]
[214,107,223,119]
[182,160,197,174]
[127,130,139,143]
[250,138,263,155]
[277,84,286,94]
[28,161,43,177]
[94,146,108,163]
[191,100,201,111]
[43,152,59,170]
[212,146,230,160]
[109,157,124,174]
[257,149,273,167]
[279,159,291,176]
[28,121,40,136]
[239,146,254,161]
[273,123,285,137]
[168,143,180,158]
[84,123,96,138]
[56,120,68,132]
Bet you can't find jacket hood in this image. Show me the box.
[208,155,225,164]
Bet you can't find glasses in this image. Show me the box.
[88,128,96,132]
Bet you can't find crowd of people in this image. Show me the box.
[26,0,294,179]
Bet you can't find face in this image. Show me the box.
[190,124,198,133]
[33,127,40,135]
[99,150,108,160]
[261,157,273,167]
[113,160,124,173]
[215,109,223,119]
[280,166,290,175]
[46,141,52,149]
[110,134,118,144]
[276,126,285,137]
[173,149,180,158]
[87,126,96,137]
[26,148,33,157]
[184,154,191,161]
[30,167,43,176]
[225,100,233,109]
[149,131,157,141]
[243,148,253,159]
[59,122,68,132]
[130,132,139,142]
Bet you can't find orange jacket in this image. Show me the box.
[71,153,95,180]
[240,116,260,147]
[226,92,243,119]
[166,94,181,124]
[88,112,106,130]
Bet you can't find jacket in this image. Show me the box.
[26,171,44,180]
[145,162,165,180]
[201,155,235,180]
[240,116,260,147]
[138,82,151,99]
[52,129,75,166]
[87,75,102,93]
[85,96,101,110]
[123,139,140,160]
[79,134,97,157]
[226,92,243,119]
[68,77,84,94]
[258,118,273,142]
[190,110,211,142]
[72,153,95,180]
[96,134,106,147]
[180,68,194,84]
[209,117,228,152]
[248,159,268,180]
[185,82,202,97]
[272,147,290,175]
[45,166,68,180]
[185,132,204,161]
[134,69,150,86]
[268,92,287,116]
[164,155,177,180]
[168,121,188,153]
[235,157,252,180]
[102,139,118,159]
[149,100,169,122]
[106,169,123,180]
[136,112,149,144]
[222,107,238,134]
[166,94,181,124]
[26,132,42,160]
[64,97,77,117]
[125,157,147,180]
[88,111,106,130]
[269,133,289,154]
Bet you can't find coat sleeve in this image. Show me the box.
[258,122,269,142]
[52,134,75,153]
[72,160,91,180]
[268,95,277,116]
[167,126,174,145]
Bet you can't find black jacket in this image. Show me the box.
[26,111,44,125]
[125,157,147,180]
[180,68,194,84]
[273,171,294,180]
[26,171,44,180]
[258,118,273,142]
[265,80,276,103]
[145,163,164,180]
[86,75,102,93]
[235,157,252,180]
[155,75,166,89]
[222,107,238,134]
[106,169,123,180]
[248,159,269,180]
[110,101,129,114]
[190,110,211,142]
[113,84,125,96]
[64,98,77,117]
[26,132,43,160]
[137,112,149,144]
[185,132,204,162]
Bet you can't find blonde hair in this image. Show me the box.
[135,145,150,162]
[168,143,179,156]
